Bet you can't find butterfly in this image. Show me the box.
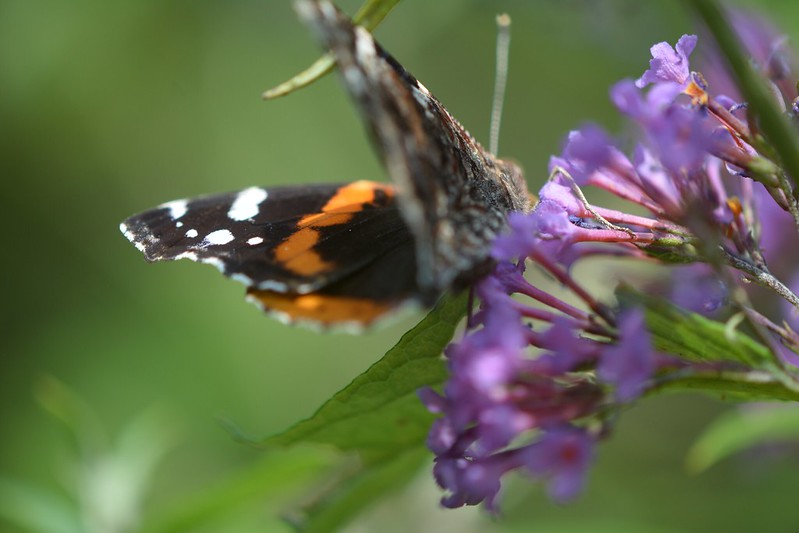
[120,0,531,329]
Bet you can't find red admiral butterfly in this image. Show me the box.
[120,0,531,329]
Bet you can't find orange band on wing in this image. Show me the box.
[275,181,396,277]
[321,180,393,212]
[298,212,353,228]
[274,227,333,276]
[247,288,396,326]
[296,181,393,227]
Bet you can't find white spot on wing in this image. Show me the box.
[247,236,264,246]
[227,187,268,221]
[176,221,184,228]
[295,282,315,294]
[230,273,253,285]
[185,229,199,239]
[256,279,290,292]
[200,257,226,272]
[120,222,148,253]
[161,199,188,220]
[202,229,234,246]
[174,251,198,261]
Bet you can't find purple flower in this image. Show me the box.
[492,212,540,262]
[646,105,715,175]
[614,77,690,125]
[421,257,610,509]
[774,343,799,369]
[636,34,697,90]
[529,317,597,375]
[597,309,655,402]
[558,127,640,191]
[754,183,796,268]
[476,404,536,455]
[562,125,614,182]
[490,259,530,295]
[522,426,595,503]
[424,416,457,455]
[614,79,716,176]
[612,79,650,118]
[670,265,729,315]
[433,455,509,511]
[434,288,528,433]
[633,145,682,215]
[538,181,582,213]
[492,202,579,264]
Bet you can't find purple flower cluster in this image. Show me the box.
[423,15,799,512]
[420,252,655,510]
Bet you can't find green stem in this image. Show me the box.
[687,0,799,220]
[721,248,799,311]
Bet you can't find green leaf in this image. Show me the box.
[262,0,401,99]
[687,405,799,473]
[0,478,82,533]
[34,375,107,454]
[299,446,429,533]
[140,447,338,533]
[619,287,799,401]
[652,370,799,402]
[224,294,464,531]
[262,293,466,459]
[110,407,182,504]
[34,379,184,533]
[617,286,773,369]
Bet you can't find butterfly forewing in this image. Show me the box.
[121,181,416,299]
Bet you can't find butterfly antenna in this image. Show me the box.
[489,13,511,156]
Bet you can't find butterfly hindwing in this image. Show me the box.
[248,233,419,327]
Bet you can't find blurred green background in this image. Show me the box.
[3,0,799,531]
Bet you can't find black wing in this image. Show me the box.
[120,181,416,300]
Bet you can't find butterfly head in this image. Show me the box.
[498,158,533,214]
